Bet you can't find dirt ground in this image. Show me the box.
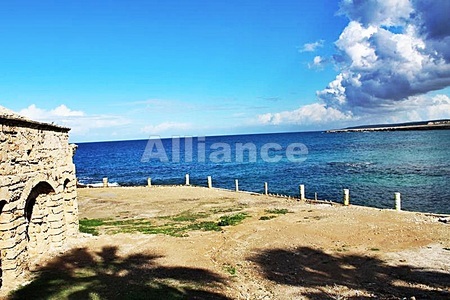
[7,186,450,299]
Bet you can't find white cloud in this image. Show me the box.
[308,55,326,69]
[299,40,324,52]
[255,1,450,130]
[395,94,450,121]
[20,104,85,121]
[318,0,450,115]
[338,0,413,27]
[258,103,353,126]
[334,21,378,69]
[19,104,130,136]
[141,122,192,135]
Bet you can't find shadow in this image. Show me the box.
[10,246,230,300]
[249,247,450,299]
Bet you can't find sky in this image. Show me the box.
[1,0,449,142]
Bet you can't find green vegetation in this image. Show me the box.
[79,219,104,236]
[259,215,277,221]
[265,208,291,215]
[79,211,250,238]
[211,206,244,214]
[223,264,237,276]
[217,213,249,226]
[259,208,292,221]
[169,211,209,222]
[187,221,222,232]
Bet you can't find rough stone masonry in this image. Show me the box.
[0,106,78,291]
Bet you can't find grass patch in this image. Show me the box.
[171,211,209,222]
[265,208,291,215]
[223,264,237,276]
[108,219,151,226]
[79,211,250,238]
[159,211,210,222]
[259,215,277,221]
[135,226,186,237]
[187,221,222,232]
[218,213,249,226]
[80,216,224,238]
[369,248,380,251]
[79,218,104,236]
[80,218,104,227]
[211,207,244,214]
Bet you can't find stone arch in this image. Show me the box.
[24,182,55,258]
[19,175,58,211]
[24,182,54,222]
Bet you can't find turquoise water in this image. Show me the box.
[74,130,450,214]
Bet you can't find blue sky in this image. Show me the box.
[1,0,449,142]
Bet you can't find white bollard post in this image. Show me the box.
[299,184,305,201]
[185,174,190,186]
[343,189,350,206]
[264,182,268,195]
[103,177,108,188]
[235,179,239,192]
[147,178,152,187]
[395,192,401,211]
[315,192,317,201]
[207,176,212,188]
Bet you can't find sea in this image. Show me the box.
[73,130,450,214]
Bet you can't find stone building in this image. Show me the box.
[0,106,78,290]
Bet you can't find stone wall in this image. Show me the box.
[0,108,78,291]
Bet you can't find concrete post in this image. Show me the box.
[235,179,239,192]
[299,184,305,201]
[264,182,268,195]
[395,192,401,211]
[102,177,108,188]
[315,192,317,201]
[147,178,152,187]
[207,176,212,188]
[343,189,350,206]
[185,174,190,186]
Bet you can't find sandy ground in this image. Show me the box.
[7,186,450,299]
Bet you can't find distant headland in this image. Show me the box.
[326,119,450,133]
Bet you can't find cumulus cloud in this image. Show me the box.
[391,93,450,121]
[19,104,129,135]
[299,40,324,52]
[338,0,414,27]
[141,122,192,135]
[318,0,450,114]
[258,1,449,128]
[258,103,353,125]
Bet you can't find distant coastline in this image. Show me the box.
[326,119,450,133]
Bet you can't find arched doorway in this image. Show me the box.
[24,182,55,257]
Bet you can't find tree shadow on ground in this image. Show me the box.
[10,246,230,300]
[249,246,450,299]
